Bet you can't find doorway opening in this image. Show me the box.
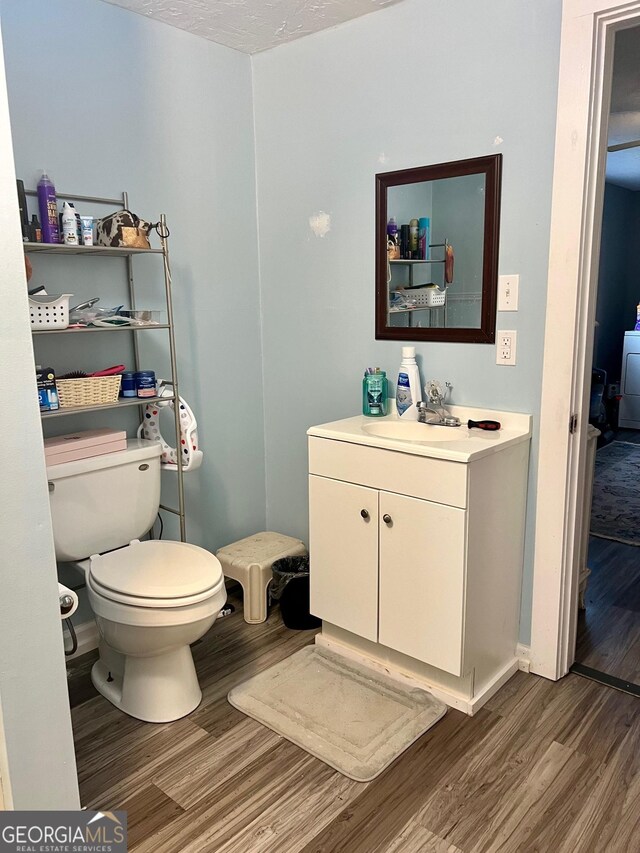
[572,24,640,695]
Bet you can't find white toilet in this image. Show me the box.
[47,439,226,723]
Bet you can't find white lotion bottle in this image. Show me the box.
[396,346,421,420]
[61,201,78,245]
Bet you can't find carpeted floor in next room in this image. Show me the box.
[66,586,640,852]
[590,440,640,546]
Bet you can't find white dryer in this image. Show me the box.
[619,331,640,429]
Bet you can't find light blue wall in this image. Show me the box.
[594,182,640,382]
[1,0,266,566]
[252,0,562,643]
[2,0,563,648]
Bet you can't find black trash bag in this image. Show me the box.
[271,556,321,630]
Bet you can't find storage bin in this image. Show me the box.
[410,286,446,308]
[29,293,73,330]
[44,428,127,465]
[56,375,122,408]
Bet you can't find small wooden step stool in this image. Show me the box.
[216,531,307,624]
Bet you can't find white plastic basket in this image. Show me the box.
[29,293,73,330]
[411,286,446,308]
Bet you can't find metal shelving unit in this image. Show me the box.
[23,242,163,257]
[39,395,175,419]
[388,240,450,329]
[27,189,187,541]
[32,325,171,335]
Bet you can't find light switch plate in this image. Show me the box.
[496,330,517,365]
[498,274,519,311]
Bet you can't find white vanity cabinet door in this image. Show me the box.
[378,491,467,676]
[309,475,379,642]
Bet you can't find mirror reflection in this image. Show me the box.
[376,155,502,343]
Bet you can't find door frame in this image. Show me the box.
[530,0,640,680]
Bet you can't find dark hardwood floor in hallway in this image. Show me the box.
[575,535,640,685]
[68,588,640,852]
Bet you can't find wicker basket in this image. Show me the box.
[56,375,122,408]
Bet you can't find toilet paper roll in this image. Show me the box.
[58,582,78,619]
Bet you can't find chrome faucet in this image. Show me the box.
[417,381,461,427]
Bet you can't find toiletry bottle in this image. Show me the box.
[30,215,42,242]
[418,217,430,260]
[363,370,388,417]
[400,224,410,259]
[69,202,82,244]
[635,303,640,331]
[386,217,399,259]
[396,346,421,420]
[61,201,79,245]
[16,180,30,241]
[37,172,59,243]
[409,218,419,259]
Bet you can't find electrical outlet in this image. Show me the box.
[498,274,519,311]
[496,330,517,366]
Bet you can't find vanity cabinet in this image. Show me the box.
[307,412,531,714]
[309,475,465,675]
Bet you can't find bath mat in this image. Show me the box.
[227,645,447,782]
[591,441,640,546]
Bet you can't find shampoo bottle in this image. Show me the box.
[37,172,59,243]
[396,346,421,420]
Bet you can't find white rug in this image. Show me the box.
[227,645,447,782]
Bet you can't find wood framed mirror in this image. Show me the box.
[375,154,502,343]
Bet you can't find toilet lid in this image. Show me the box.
[89,540,223,600]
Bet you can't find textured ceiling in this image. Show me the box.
[607,25,640,191]
[100,0,404,54]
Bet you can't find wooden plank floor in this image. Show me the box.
[575,535,640,684]
[69,588,640,852]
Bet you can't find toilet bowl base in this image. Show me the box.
[91,643,203,723]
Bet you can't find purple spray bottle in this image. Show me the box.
[37,172,59,243]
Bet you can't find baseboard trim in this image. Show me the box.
[315,634,520,716]
[468,658,520,714]
[63,619,99,659]
[516,643,531,673]
[315,633,472,713]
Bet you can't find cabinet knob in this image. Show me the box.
[383,514,392,525]
[360,509,369,520]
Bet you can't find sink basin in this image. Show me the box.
[363,421,475,442]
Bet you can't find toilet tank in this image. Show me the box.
[47,439,162,562]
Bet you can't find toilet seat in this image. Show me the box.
[89,539,224,608]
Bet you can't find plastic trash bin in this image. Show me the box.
[271,556,321,630]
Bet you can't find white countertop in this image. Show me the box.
[307,404,532,463]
